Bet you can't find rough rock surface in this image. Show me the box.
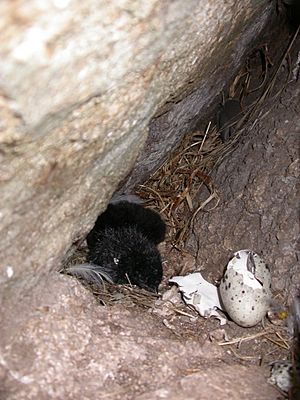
[0,0,274,283]
[188,58,300,303]
[0,273,279,400]
[137,366,277,400]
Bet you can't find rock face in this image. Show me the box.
[0,274,279,400]
[188,66,300,304]
[0,0,274,283]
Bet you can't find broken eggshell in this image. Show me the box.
[170,272,227,325]
[219,250,272,327]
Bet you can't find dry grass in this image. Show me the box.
[218,325,291,351]
[137,123,222,246]
[90,282,159,308]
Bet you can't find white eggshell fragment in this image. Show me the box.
[170,273,227,325]
[218,250,272,327]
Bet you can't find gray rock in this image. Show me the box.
[0,273,222,399]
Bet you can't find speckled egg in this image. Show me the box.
[218,250,272,327]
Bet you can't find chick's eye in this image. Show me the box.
[113,257,119,265]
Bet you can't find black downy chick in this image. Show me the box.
[69,201,166,293]
[86,201,166,247]
[87,225,163,292]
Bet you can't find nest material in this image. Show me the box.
[90,283,160,307]
[137,125,222,247]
